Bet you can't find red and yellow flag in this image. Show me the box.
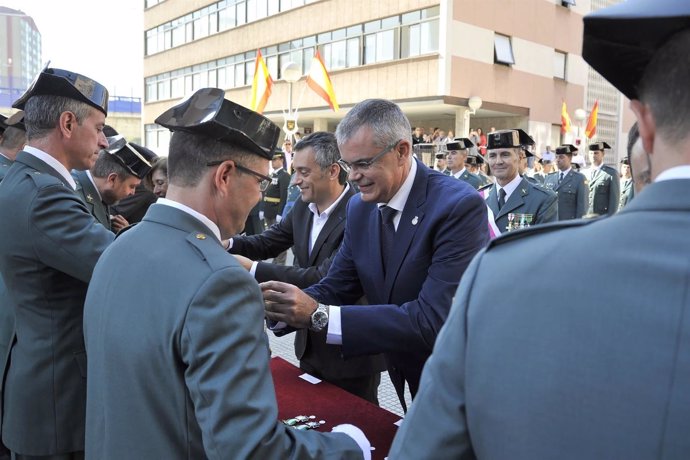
[306,51,339,112]
[249,50,273,114]
[584,100,599,139]
[561,101,572,134]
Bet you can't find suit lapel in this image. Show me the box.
[486,185,500,216]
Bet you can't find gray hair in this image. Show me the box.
[0,126,26,151]
[167,131,254,187]
[335,99,412,149]
[91,151,131,180]
[23,95,93,141]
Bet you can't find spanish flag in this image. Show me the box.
[561,101,572,135]
[249,50,273,114]
[584,100,599,139]
[306,51,339,112]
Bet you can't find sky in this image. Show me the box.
[2,0,143,97]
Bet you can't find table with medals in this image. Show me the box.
[270,357,402,459]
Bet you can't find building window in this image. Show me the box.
[554,50,567,79]
[560,0,576,7]
[494,34,515,65]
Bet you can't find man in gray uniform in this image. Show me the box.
[389,2,690,458]
[0,111,26,182]
[446,138,481,189]
[0,67,115,460]
[72,135,154,232]
[587,141,620,216]
[544,144,589,220]
[83,88,369,460]
[483,129,558,233]
[619,157,634,209]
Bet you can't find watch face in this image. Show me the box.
[313,311,328,328]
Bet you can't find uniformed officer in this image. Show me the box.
[544,144,589,220]
[0,111,27,182]
[82,87,370,459]
[517,135,540,185]
[619,157,634,209]
[446,138,481,189]
[263,150,291,264]
[587,141,620,216]
[72,133,155,233]
[482,129,558,234]
[435,152,450,175]
[465,154,491,186]
[0,67,115,460]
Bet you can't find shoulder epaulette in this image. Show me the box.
[478,183,493,193]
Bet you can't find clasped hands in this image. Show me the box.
[260,281,318,329]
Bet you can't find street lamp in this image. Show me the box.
[281,62,301,141]
[574,108,588,168]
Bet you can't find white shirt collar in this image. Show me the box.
[496,173,523,200]
[84,170,103,201]
[655,165,690,182]
[559,167,572,177]
[308,183,350,218]
[378,158,417,214]
[157,197,222,242]
[23,145,77,190]
[452,167,467,179]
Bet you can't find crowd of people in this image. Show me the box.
[0,0,687,458]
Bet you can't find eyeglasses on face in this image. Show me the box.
[206,160,272,192]
[337,139,401,173]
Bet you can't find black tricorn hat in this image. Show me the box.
[0,114,7,134]
[104,135,156,179]
[155,88,280,160]
[13,67,109,115]
[445,137,475,151]
[582,0,690,100]
[434,152,446,160]
[555,144,578,155]
[5,110,26,132]
[487,129,534,150]
[589,141,612,151]
[272,149,284,160]
[620,157,630,165]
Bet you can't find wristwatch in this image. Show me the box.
[309,304,329,332]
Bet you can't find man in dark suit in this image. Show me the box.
[587,141,620,216]
[389,3,690,458]
[544,144,588,220]
[482,129,557,234]
[261,99,489,410]
[83,89,369,459]
[230,132,385,403]
[263,150,291,264]
[447,138,481,189]
[72,136,154,233]
[0,67,115,460]
[0,111,26,182]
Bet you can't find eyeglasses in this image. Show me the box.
[206,160,272,192]
[338,139,401,173]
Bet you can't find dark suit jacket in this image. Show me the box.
[0,151,114,455]
[72,170,111,231]
[390,178,690,459]
[588,165,620,216]
[232,186,386,380]
[304,160,489,396]
[544,170,588,220]
[110,182,157,224]
[485,177,558,233]
[83,204,361,459]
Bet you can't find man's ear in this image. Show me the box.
[58,111,78,138]
[106,173,119,186]
[397,140,411,163]
[329,163,340,180]
[213,160,234,197]
[630,100,656,156]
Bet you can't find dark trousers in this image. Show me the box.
[263,216,287,265]
[11,452,84,460]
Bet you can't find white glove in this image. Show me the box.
[259,211,265,220]
[332,424,371,460]
[276,214,282,223]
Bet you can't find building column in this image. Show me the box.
[312,118,329,133]
[455,107,471,138]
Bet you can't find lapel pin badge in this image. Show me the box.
[85,193,94,203]
[412,216,419,225]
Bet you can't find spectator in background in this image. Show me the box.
[477,127,487,156]
[149,157,169,199]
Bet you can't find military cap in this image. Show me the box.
[620,157,630,165]
[155,88,280,160]
[589,141,612,151]
[572,162,581,171]
[103,134,156,179]
[466,154,484,165]
[272,149,284,160]
[103,125,119,137]
[538,158,553,165]
[6,111,26,132]
[435,152,447,160]
[583,0,690,100]
[487,129,535,151]
[13,67,109,115]
[555,144,578,155]
[445,137,475,151]
[0,114,7,135]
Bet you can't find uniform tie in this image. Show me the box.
[380,205,397,271]
[498,188,506,210]
[559,172,564,184]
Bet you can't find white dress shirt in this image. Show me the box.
[157,198,222,243]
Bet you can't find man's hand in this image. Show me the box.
[260,281,318,329]
[233,254,254,271]
[110,215,130,233]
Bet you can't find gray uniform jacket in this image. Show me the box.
[588,165,620,216]
[455,169,482,190]
[544,170,588,220]
[0,151,114,455]
[484,177,558,233]
[72,170,111,231]
[390,178,690,459]
[83,204,362,460]
[0,155,11,182]
[619,178,634,210]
